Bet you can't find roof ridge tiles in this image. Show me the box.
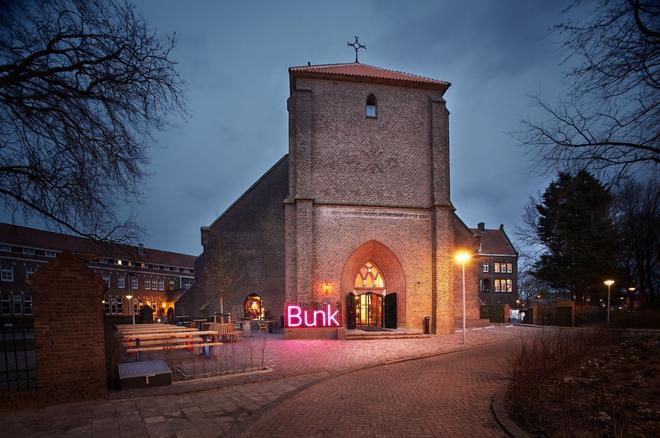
[289,62,450,88]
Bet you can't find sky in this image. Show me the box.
[9,0,579,256]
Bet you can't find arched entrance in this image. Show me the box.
[244,294,263,319]
[353,261,385,327]
[341,241,406,329]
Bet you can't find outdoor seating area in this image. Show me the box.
[117,323,223,358]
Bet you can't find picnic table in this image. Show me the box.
[117,324,223,360]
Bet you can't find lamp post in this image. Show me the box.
[455,251,471,344]
[126,294,135,324]
[604,280,614,324]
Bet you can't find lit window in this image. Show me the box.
[354,261,385,289]
[366,94,377,118]
[494,263,501,273]
[482,263,489,273]
[506,279,512,292]
[507,263,513,273]
[1,265,14,282]
[118,275,125,289]
[244,294,262,319]
[494,279,501,292]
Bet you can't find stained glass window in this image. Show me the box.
[354,261,385,289]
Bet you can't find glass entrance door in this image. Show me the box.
[356,292,383,327]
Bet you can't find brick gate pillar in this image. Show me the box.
[29,251,107,402]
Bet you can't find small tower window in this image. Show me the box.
[366,94,377,118]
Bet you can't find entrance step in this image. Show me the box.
[345,329,430,340]
[454,318,491,329]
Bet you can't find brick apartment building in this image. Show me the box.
[177,62,504,335]
[0,223,196,323]
[472,222,518,306]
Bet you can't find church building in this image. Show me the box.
[177,61,491,336]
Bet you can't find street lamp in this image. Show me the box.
[603,280,614,324]
[454,250,471,344]
[125,294,135,324]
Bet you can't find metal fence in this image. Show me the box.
[0,318,36,391]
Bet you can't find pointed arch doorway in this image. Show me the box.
[341,241,406,330]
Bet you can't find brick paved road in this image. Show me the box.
[0,326,532,437]
[238,342,513,438]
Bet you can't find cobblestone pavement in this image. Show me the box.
[0,326,533,437]
[239,342,513,438]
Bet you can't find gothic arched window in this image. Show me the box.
[354,261,385,289]
[366,94,377,118]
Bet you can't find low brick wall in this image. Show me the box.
[284,327,343,340]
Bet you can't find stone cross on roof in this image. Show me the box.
[346,36,366,63]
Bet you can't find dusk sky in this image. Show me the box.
[8,0,579,257]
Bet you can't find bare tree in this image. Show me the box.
[0,0,186,243]
[516,0,659,176]
[613,178,659,302]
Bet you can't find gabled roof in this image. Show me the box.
[0,223,196,268]
[471,226,518,257]
[289,62,450,92]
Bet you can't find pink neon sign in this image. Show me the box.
[285,304,340,328]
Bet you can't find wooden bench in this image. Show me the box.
[208,323,241,342]
[126,342,223,353]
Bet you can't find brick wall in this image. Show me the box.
[181,157,289,323]
[29,251,107,402]
[294,77,446,207]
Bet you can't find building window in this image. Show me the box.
[0,293,31,316]
[107,296,124,315]
[506,263,513,273]
[366,94,377,118]
[144,278,151,290]
[244,294,262,319]
[494,263,500,273]
[481,263,489,273]
[158,278,164,291]
[1,264,14,282]
[102,272,111,287]
[0,245,10,252]
[354,261,385,289]
[25,265,36,279]
[1,295,10,315]
[12,294,22,315]
[480,279,491,292]
[131,276,138,290]
[22,248,35,255]
[494,279,513,292]
[182,279,191,290]
[104,299,110,314]
[23,295,32,315]
[118,275,125,289]
[45,250,56,257]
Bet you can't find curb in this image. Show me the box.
[491,383,530,438]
